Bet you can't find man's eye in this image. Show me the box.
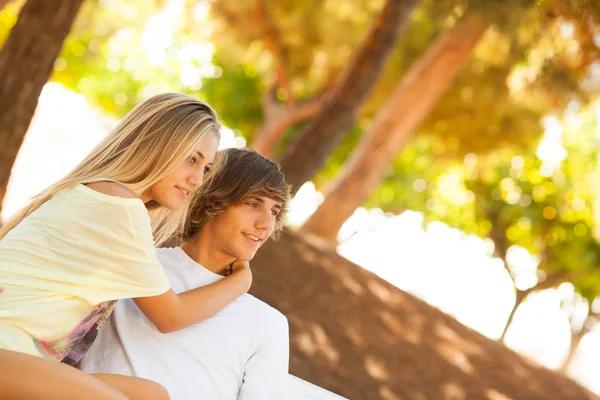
[271,210,280,216]
[247,202,258,208]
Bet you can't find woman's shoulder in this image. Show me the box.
[85,181,139,199]
[69,182,143,207]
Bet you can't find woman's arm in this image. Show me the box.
[132,261,251,333]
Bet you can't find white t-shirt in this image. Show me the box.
[82,247,290,400]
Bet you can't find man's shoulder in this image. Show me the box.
[156,247,180,266]
[242,295,288,332]
[156,246,178,257]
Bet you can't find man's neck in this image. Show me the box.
[180,234,235,276]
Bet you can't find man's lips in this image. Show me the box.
[243,232,265,245]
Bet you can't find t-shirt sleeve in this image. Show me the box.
[80,202,171,304]
[237,312,290,400]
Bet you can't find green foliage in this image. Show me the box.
[5,0,597,171]
[373,104,600,301]
[43,1,267,142]
[200,57,264,141]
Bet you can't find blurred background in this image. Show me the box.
[1,0,600,399]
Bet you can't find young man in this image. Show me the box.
[81,148,291,400]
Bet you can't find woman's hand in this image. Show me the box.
[230,259,252,291]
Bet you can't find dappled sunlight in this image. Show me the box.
[378,385,402,400]
[298,247,319,265]
[430,321,479,377]
[287,178,600,392]
[368,279,394,303]
[338,212,515,340]
[295,323,340,366]
[345,326,366,348]
[379,310,423,346]
[485,388,513,400]
[435,341,475,375]
[442,382,468,400]
[6,85,600,398]
[340,275,365,296]
[2,0,600,398]
[434,321,485,358]
[364,355,390,381]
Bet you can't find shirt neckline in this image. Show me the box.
[75,184,145,206]
[171,247,226,283]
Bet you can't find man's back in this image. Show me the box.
[82,247,289,400]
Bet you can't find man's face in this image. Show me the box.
[205,196,282,261]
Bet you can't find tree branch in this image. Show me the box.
[252,99,321,157]
[532,271,570,292]
[488,212,509,261]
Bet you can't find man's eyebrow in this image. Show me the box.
[251,197,282,209]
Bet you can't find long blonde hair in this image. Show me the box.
[0,93,221,245]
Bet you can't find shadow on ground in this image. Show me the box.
[250,230,597,400]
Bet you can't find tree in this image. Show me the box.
[304,0,600,242]
[560,310,597,374]
[277,0,421,193]
[407,102,600,340]
[0,0,84,214]
[487,212,574,342]
[303,13,488,241]
[0,0,14,12]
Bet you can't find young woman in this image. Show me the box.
[0,93,252,399]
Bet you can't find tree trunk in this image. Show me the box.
[499,272,568,342]
[303,15,488,241]
[0,0,12,11]
[560,329,586,374]
[0,0,83,215]
[278,0,420,193]
[500,289,528,341]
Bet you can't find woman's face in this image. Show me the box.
[142,132,219,210]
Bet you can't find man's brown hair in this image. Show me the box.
[183,148,291,240]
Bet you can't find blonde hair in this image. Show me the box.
[0,93,221,245]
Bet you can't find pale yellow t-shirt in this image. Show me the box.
[0,184,171,359]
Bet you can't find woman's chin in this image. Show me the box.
[158,197,184,211]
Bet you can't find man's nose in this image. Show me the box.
[257,210,274,232]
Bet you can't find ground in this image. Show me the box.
[250,229,598,400]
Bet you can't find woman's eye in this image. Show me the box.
[204,166,211,174]
[188,156,197,164]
